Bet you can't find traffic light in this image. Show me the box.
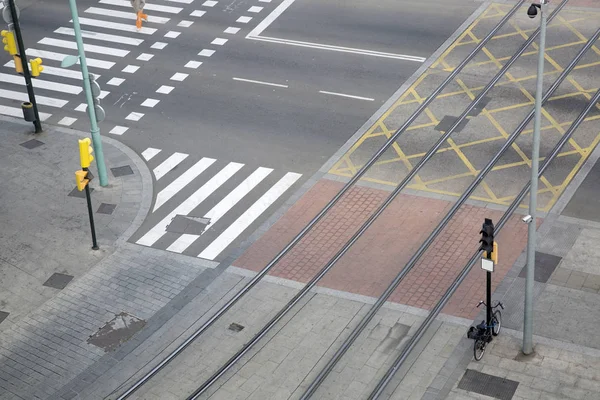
[30,57,43,77]
[479,218,494,258]
[75,170,89,191]
[78,138,94,168]
[13,55,23,74]
[1,30,17,55]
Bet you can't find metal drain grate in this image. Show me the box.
[43,273,74,290]
[97,203,117,215]
[20,139,44,149]
[518,251,562,283]
[457,369,518,400]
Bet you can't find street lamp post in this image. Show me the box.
[523,0,549,355]
[63,0,109,187]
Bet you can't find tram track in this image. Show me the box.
[107,1,600,399]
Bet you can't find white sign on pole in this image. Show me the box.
[481,258,494,272]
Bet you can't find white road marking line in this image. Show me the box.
[142,147,161,161]
[248,35,426,62]
[75,17,156,34]
[185,61,202,68]
[167,167,272,253]
[122,65,140,73]
[26,48,114,69]
[5,60,86,80]
[0,72,83,94]
[165,0,193,4]
[199,172,301,260]
[39,37,129,57]
[137,162,243,247]
[153,157,216,212]
[157,85,174,94]
[137,53,154,61]
[99,90,110,99]
[318,90,374,101]
[107,77,125,86]
[237,16,252,23]
[259,0,272,2]
[85,7,170,24]
[141,98,160,107]
[110,126,129,135]
[164,31,181,38]
[178,20,194,27]
[58,117,77,126]
[54,27,143,46]
[198,49,215,57]
[171,72,188,81]
[248,6,263,12]
[203,0,217,6]
[153,152,188,180]
[211,38,227,45]
[126,112,144,121]
[151,42,168,49]
[0,88,68,108]
[75,103,87,112]
[0,105,51,121]
[224,27,240,34]
[99,0,183,13]
[247,0,294,37]
[232,77,288,88]
[190,10,206,17]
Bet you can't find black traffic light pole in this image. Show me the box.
[480,218,494,335]
[7,0,41,133]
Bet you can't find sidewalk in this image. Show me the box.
[0,117,217,399]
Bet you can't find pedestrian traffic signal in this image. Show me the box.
[30,57,43,77]
[75,170,89,191]
[1,30,17,55]
[78,138,94,168]
[13,55,23,74]
[479,218,494,258]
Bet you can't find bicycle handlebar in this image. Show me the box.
[477,300,504,309]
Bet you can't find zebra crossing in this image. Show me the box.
[133,148,302,262]
[0,0,195,127]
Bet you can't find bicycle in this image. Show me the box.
[467,300,504,361]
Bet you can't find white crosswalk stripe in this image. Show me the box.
[0,88,68,108]
[54,27,144,46]
[26,48,115,70]
[99,0,183,14]
[133,151,303,261]
[85,7,170,24]
[4,60,89,80]
[38,37,130,57]
[0,73,83,95]
[0,105,52,121]
[75,17,157,35]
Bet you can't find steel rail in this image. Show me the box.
[299,26,600,400]
[369,82,600,400]
[115,2,525,399]
[183,4,533,399]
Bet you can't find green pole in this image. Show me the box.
[66,0,108,187]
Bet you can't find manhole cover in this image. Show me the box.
[87,312,146,352]
[457,369,518,400]
[97,203,117,215]
[43,273,74,290]
[111,165,134,177]
[228,323,245,332]
[20,139,44,149]
[518,251,562,283]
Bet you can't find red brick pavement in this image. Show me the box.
[235,179,533,320]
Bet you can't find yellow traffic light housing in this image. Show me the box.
[75,170,89,191]
[30,57,43,77]
[78,138,94,168]
[1,30,17,55]
[13,55,23,74]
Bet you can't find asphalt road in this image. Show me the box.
[1,0,481,261]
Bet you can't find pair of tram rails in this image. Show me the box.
[114,0,599,398]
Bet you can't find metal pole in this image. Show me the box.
[523,0,548,355]
[67,0,108,187]
[83,167,99,250]
[7,0,41,133]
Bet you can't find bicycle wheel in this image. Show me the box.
[474,339,486,361]
[492,311,502,336]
